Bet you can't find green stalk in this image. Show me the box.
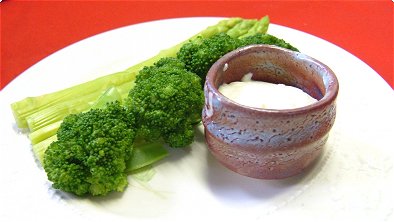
[29,82,135,145]
[126,142,169,173]
[29,121,62,145]
[32,135,57,164]
[11,69,136,129]
[26,95,93,132]
[26,80,135,133]
[232,16,270,38]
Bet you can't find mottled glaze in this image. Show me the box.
[202,45,339,179]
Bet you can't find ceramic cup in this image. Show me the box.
[202,45,339,179]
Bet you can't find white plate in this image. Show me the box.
[1,17,393,222]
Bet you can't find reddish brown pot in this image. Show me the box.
[202,45,339,179]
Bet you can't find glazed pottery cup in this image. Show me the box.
[202,45,339,179]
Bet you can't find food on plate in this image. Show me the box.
[10,16,301,196]
[219,73,317,109]
[43,101,136,196]
[125,57,204,148]
[177,32,298,84]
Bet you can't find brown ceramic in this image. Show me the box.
[202,45,339,179]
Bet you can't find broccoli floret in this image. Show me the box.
[239,33,299,51]
[43,101,136,196]
[126,57,204,148]
[177,33,241,82]
[177,33,299,84]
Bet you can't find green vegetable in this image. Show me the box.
[29,121,62,145]
[91,85,124,109]
[11,70,135,130]
[126,57,204,148]
[34,135,169,189]
[42,57,202,195]
[177,33,241,82]
[35,83,171,196]
[127,142,169,173]
[177,32,299,84]
[239,33,299,51]
[32,135,57,164]
[43,101,136,196]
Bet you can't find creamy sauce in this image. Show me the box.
[218,73,317,109]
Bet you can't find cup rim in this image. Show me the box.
[205,44,339,115]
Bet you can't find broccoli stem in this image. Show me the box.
[29,121,62,145]
[226,16,269,38]
[28,82,135,146]
[11,69,137,129]
[25,79,135,133]
[126,142,169,173]
[32,135,57,164]
[26,94,94,132]
[239,16,270,38]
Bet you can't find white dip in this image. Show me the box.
[218,73,317,109]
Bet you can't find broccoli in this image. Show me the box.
[177,33,299,84]
[43,101,136,196]
[177,33,240,83]
[126,57,204,148]
[43,57,203,196]
[239,33,299,51]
